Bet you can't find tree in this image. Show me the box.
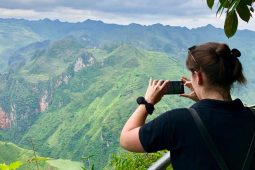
[206,0,255,38]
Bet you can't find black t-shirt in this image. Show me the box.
[139,99,255,170]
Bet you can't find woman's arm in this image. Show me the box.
[119,105,148,152]
[120,79,169,152]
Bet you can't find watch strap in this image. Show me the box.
[136,96,154,114]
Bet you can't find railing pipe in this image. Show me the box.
[148,151,171,170]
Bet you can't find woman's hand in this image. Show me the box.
[144,78,169,105]
[180,76,199,102]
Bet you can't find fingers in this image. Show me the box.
[180,92,199,102]
[149,78,152,86]
[157,80,164,86]
[184,81,191,86]
[184,81,194,90]
[179,93,194,100]
[180,76,194,90]
[153,80,158,85]
[151,78,189,86]
[151,80,168,88]
[149,78,160,86]
[149,79,169,89]
[179,93,190,98]
[151,80,162,85]
[181,76,190,82]
[160,80,169,88]
[181,76,190,81]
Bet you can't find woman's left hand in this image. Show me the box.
[144,78,169,105]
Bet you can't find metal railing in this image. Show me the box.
[148,105,255,170]
[148,151,171,170]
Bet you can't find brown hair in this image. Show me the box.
[186,42,246,90]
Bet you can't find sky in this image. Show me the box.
[0,0,254,31]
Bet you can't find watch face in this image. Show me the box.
[137,97,145,104]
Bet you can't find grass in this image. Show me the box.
[0,141,83,170]
[47,159,84,170]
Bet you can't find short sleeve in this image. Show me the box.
[139,111,174,153]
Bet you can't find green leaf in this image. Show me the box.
[245,0,253,6]
[207,0,214,9]
[0,163,9,170]
[9,161,22,170]
[236,0,251,22]
[216,1,226,17]
[224,11,238,38]
[219,0,230,8]
[250,6,254,12]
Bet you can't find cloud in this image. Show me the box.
[0,0,214,23]
[0,8,39,18]
[0,0,210,16]
[0,0,254,31]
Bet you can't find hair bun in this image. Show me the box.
[231,48,241,58]
[215,44,230,58]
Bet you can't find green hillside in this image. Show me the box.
[0,19,255,169]
[17,38,85,83]
[0,23,41,54]
[0,37,97,142]
[0,141,83,170]
[0,22,42,72]
[19,44,191,168]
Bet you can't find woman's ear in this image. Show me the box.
[194,71,203,85]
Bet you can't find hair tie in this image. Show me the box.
[231,48,241,58]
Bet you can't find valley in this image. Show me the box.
[0,18,254,169]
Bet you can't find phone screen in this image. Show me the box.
[165,81,184,95]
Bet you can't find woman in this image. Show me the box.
[120,42,255,170]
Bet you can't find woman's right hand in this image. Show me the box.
[180,76,199,102]
[144,79,169,105]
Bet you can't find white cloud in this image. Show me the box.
[0,0,212,16]
[0,8,39,19]
[6,0,54,4]
[0,1,254,31]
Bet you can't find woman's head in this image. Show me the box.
[186,42,246,91]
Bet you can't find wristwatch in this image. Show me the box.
[136,96,155,115]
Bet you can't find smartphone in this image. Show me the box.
[165,81,184,95]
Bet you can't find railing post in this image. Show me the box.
[148,151,171,170]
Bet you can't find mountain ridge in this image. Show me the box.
[0,18,255,169]
[1,18,254,32]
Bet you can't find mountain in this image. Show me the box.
[20,44,190,167]
[1,18,255,65]
[0,21,42,72]
[0,18,255,169]
[0,42,190,168]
